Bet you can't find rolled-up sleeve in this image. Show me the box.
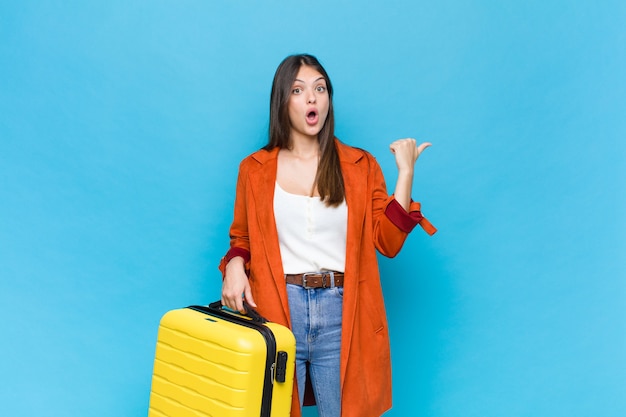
[370,155,436,257]
[385,198,437,235]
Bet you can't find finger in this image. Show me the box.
[221,290,230,308]
[232,295,244,314]
[416,142,432,154]
[391,138,418,150]
[389,140,407,154]
[244,286,257,308]
[417,142,432,151]
[223,295,234,311]
[223,291,240,312]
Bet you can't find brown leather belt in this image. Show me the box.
[285,271,344,288]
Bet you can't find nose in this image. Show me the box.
[307,90,316,104]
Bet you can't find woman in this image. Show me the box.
[220,54,436,417]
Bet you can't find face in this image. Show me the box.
[287,65,330,142]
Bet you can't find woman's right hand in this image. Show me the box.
[221,256,256,313]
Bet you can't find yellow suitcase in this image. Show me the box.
[148,302,296,417]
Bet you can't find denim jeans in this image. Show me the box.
[287,283,343,417]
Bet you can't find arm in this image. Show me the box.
[371,140,436,256]
[389,139,431,211]
[219,162,257,313]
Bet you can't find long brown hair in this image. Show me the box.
[264,54,345,206]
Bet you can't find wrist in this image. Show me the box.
[226,256,245,270]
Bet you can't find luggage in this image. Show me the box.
[148,301,296,417]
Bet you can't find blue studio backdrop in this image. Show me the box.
[1,1,625,416]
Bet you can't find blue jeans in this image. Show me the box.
[287,283,343,417]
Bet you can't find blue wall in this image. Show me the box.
[1,1,624,416]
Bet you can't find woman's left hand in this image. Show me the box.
[389,138,431,173]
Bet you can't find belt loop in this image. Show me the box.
[329,271,335,288]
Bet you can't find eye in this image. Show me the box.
[292,87,302,94]
[316,85,326,93]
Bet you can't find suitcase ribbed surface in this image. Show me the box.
[148,307,295,417]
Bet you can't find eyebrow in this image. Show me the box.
[293,77,326,83]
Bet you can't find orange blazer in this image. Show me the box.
[220,139,435,417]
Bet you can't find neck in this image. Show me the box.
[288,134,320,158]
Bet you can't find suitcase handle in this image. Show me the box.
[206,300,268,323]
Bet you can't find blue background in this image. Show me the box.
[1,1,624,416]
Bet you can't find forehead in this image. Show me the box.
[293,65,325,83]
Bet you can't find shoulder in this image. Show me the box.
[238,147,279,171]
[335,138,376,164]
[335,138,380,170]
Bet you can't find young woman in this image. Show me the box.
[219,54,436,417]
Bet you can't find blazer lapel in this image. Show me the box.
[336,140,368,386]
[339,144,368,276]
[247,149,291,320]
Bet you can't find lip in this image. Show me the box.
[306,108,319,126]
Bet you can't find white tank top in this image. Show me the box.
[273,182,347,274]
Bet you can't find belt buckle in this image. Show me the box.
[301,272,313,289]
[302,271,335,288]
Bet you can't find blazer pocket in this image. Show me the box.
[361,284,386,334]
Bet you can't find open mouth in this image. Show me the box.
[306,109,319,125]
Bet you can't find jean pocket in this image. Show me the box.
[332,287,344,298]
